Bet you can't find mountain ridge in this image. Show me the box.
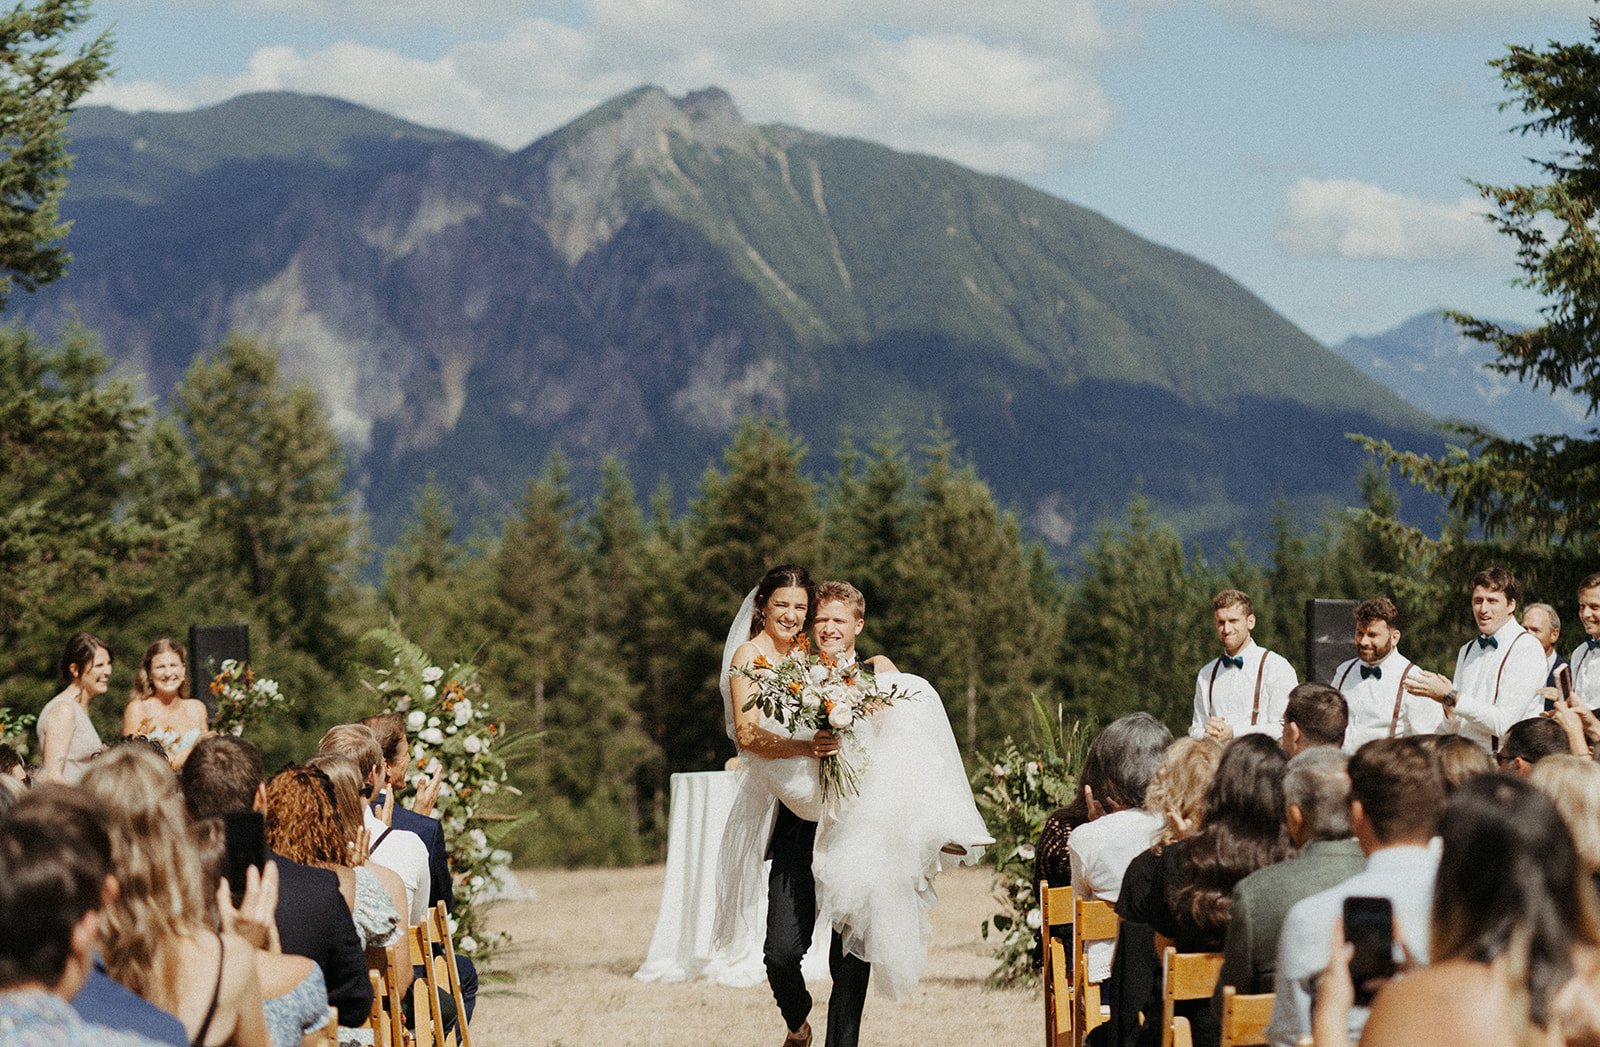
[24,86,1446,551]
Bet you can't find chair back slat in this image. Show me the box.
[431,901,473,1047]
[1072,897,1120,1047]
[1219,987,1274,1047]
[1160,948,1225,1047]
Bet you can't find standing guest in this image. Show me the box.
[1191,590,1298,742]
[1279,684,1349,756]
[1329,598,1440,751]
[0,784,173,1046]
[1267,738,1446,1047]
[37,632,112,783]
[316,725,431,926]
[1213,748,1364,1012]
[180,735,372,1030]
[1556,572,1600,710]
[1523,602,1568,702]
[122,639,208,769]
[1118,734,1291,1047]
[79,745,270,1047]
[1403,565,1547,750]
[1065,713,1173,983]
[1495,716,1571,775]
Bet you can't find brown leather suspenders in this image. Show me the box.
[1209,653,1268,725]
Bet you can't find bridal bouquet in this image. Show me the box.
[731,637,905,803]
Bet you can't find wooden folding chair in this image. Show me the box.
[367,970,392,1047]
[429,901,473,1047]
[379,942,409,1047]
[407,921,446,1047]
[1041,884,1075,1047]
[1072,897,1120,1047]
[1160,947,1225,1047]
[1219,986,1274,1047]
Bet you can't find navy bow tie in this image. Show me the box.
[1221,654,1245,670]
[1360,664,1382,680]
[1478,634,1499,650]
[1588,638,1600,652]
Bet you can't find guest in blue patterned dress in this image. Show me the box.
[0,784,169,1046]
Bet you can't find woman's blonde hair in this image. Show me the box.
[1530,755,1600,875]
[1145,737,1223,850]
[79,743,206,1013]
[306,752,366,852]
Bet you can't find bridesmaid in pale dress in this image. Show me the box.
[123,638,209,768]
[37,632,112,783]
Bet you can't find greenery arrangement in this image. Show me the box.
[0,708,34,755]
[973,701,1089,987]
[360,626,523,961]
[207,659,289,737]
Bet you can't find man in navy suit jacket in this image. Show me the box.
[181,735,373,1028]
[362,713,475,1023]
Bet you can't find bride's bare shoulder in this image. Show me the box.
[866,654,898,674]
[731,640,765,668]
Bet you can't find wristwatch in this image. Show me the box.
[1441,689,1458,711]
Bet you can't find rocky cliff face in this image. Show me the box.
[27,88,1446,549]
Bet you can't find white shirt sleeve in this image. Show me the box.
[1250,653,1298,737]
[1452,636,1549,741]
[1191,667,1210,739]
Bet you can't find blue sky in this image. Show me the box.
[81,0,1592,345]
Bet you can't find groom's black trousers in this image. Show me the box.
[765,803,872,1047]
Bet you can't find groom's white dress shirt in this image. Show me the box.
[1189,640,1297,740]
[1331,648,1441,752]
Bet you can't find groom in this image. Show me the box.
[766,580,888,1047]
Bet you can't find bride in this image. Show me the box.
[715,564,992,1040]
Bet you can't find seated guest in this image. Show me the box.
[1311,775,1600,1047]
[1529,755,1600,881]
[1092,737,1223,1047]
[358,712,475,1024]
[1119,735,1289,1047]
[80,745,270,1047]
[181,735,372,1031]
[0,784,171,1046]
[1268,738,1445,1047]
[189,818,330,1047]
[1279,683,1348,756]
[317,725,431,926]
[1496,716,1571,775]
[1421,734,1494,795]
[1213,748,1363,1017]
[1066,713,1173,983]
[265,764,413,1004]
[0,740,29,783]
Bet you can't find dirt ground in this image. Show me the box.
[468,863,1035,1046]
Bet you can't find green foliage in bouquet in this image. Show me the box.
[360,624,530,964]
[207,660,290,737]
[0,707,35,755]
[973,698,1090,987]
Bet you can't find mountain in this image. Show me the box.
[23,87,1447,552]
[1334,311,1589,442]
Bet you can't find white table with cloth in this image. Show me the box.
[634,769,828,986]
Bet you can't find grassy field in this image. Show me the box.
[468,862,1035,1046]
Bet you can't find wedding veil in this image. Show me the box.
[720,588,758,742]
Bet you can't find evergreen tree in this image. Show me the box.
[894,431,1042,756]
[586,456,648,646]
[821,431,918,657]
[1062,497,1218,731]
[0,0,110,311]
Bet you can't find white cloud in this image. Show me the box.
[1277,177,1506,265]
[1207,0,1594,40]
[83,0,1112,175]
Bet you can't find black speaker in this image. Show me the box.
[1305,600,1358,686]
[189,625,250,717]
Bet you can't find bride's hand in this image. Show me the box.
[810,730,840,758]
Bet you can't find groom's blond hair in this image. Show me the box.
[815,581,866,619]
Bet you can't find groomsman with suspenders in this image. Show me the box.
[1330,597,1442,752]
[1545,573,1600,710]
[1404,565,1547,750]
[1191,589,1298,742]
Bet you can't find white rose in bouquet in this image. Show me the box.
[454,699,473,726]
[421,665,444,683]
[423,684,437,701]
[420,727,445,745]
[463,734,483,754]
[801,690,822,711]
[807,664,829,684]
[828,704,855,729]
[406,710,426,731]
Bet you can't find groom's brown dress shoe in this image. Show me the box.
[781,1021,813,1047]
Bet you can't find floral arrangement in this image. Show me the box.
[0,707,35,754]
[972,700,1089,987]
[360,625,523,962]
[730,636,905,802]
[208,660,287,737]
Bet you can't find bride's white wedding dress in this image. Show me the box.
[713,593,993,999]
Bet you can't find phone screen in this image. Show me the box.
[222,810,267,905]
[1343,895,1395,1006]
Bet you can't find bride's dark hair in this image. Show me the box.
[751,564,815,638]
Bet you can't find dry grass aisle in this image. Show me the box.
[468,863,1035,1046]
